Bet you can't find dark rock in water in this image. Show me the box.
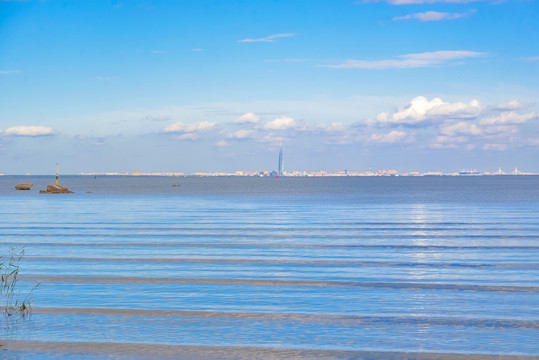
[39,184,74,194]
[15,183,33,190]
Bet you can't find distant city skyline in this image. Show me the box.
[1,0,538,174]
[6,164,536,177]
[75,166,539,177]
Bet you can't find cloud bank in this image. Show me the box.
[480,112,538,126]
[375,96,481,125]
[369,130,409,143]
[239,33,294,43]
[163,121,215,133]
[496,99,524,111]
[263,117,298,130]
[227,129,255,139]
[323,50,486,69]
[163,121,216,140]
[4,126,55,136]
[234,112,260,124]
[393,11,472,21]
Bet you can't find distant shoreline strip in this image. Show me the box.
[1,340,536,359]
[22,256,539,269]
[31,307,539,329]
[20,276,539,293]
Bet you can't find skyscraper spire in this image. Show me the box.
[278,144,283,177]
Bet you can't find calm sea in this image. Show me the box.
[0,176,538,359]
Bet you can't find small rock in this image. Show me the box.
[15,183,33,190]
[40,184,74,194]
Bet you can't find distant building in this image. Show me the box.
[459,169,479,175]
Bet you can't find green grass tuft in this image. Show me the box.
[1,246,39,317]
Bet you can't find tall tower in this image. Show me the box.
[278,144,283,177]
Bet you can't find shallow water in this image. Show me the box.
[1,176,538,358]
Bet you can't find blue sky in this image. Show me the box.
[1,0,538,174]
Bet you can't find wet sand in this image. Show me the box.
[2,340,536,360]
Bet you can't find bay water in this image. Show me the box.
[0,176,538,359]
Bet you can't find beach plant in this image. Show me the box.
[1,246,38,316]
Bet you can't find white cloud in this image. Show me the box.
[239,33,294,43]
[427,99,482,119]
[175,133,199,140]
[482,125,518,135]
[163,121,215,133]
[440,121,482,136]
[527,138,539,146]
[402,51,484,61]
[369,130,407,143]
[215,140,229,147]
[227,129,255,139]
[376,96,481,125]
[323,50,486,69]
[234,112,260,124]
[322,122,346,132]
[393,11,471,22]
[495,99,524,111]
[390,96,439,124]
[525,56,539,62]
[263,117,297,130]
[479,111,537,125]
[429,133,469,149]
[4,126,55,136]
